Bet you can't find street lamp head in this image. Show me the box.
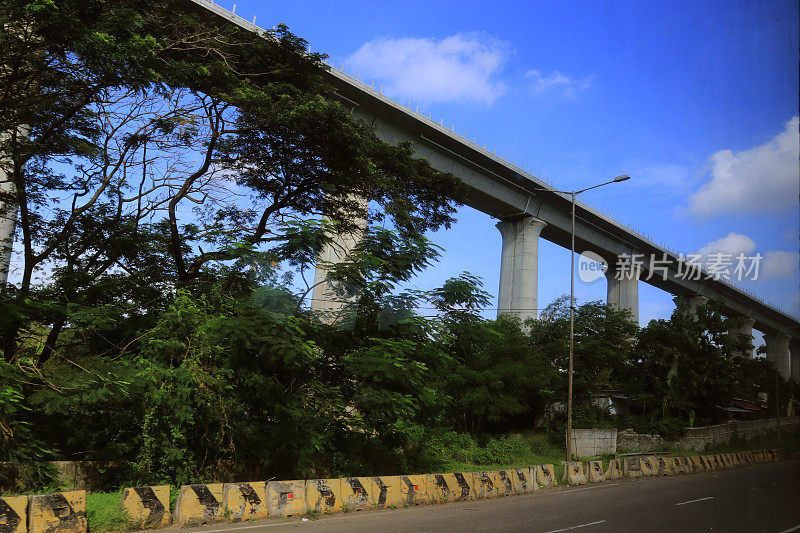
[613,174,631,182]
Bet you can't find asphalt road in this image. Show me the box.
[169,460,800,533]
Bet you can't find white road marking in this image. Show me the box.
[544,520,607,533]
[675,496,714,506]
[776,525,800,533]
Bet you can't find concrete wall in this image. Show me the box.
[617,416,800,452]
[570,428,617,457]
[615,430,666,452]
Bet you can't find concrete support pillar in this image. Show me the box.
[765,332,778,364]
[764,332,791,380]
[496,217,547,322]
[606,263,639,323]
[776,334,791,381]
[673,294,709,318]
[0,178,16,287]
[790,343,800,384]
[311,198,368,322]
[0,130,22,287]
[729,317,755,358]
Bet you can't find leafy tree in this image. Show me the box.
[631,299,753,425]
[0,0,465,364]
[529,296,638,427]
[428,274,557,434]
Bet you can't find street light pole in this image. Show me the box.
[513,174,630,462]
[541,175,630,463]
[567,191,576,463]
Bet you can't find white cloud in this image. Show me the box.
[696,232,755,257]
[688,116,800,217]
[524,69,592,97]
[762,250,799,279]
[344,33,510,105]
[694,233,798,281]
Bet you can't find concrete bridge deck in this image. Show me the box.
[184,0,800,378]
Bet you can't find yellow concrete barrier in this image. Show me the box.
[120,486,171,529]
[306,478,343,514]
[623,457,642,478]
[427,473,471,503]
[534,465,557,487]
[510,468,534,493]
[655,456,673,476]
[223,482,268,522]
[640,456,657,476]
[563,462,587,486]
[401,475,429,505]
[0,495,27,533]
[371,475,428,508]
[689,456,703,471]
[769,449,779,462]
[677,456,693,473]
[588,460,604,483]
[27,491,86,533]
[370,476,403,509]
[605,459,622,480]
[495,471,515,496]
[472,471,497,499]
[341,477,374,511]
[174,484,224,527]
[266,480,306,518]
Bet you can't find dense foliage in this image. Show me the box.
[1,0,795,492]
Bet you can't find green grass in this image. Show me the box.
[418,431,567,481]
[86,491,133,533]
[413,426,800,485]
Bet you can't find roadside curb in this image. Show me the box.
[0,449,783,532]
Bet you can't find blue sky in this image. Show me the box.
[226,0,799,329]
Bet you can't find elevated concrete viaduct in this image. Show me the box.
[5,0,799,381]
[144,0,800,380]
